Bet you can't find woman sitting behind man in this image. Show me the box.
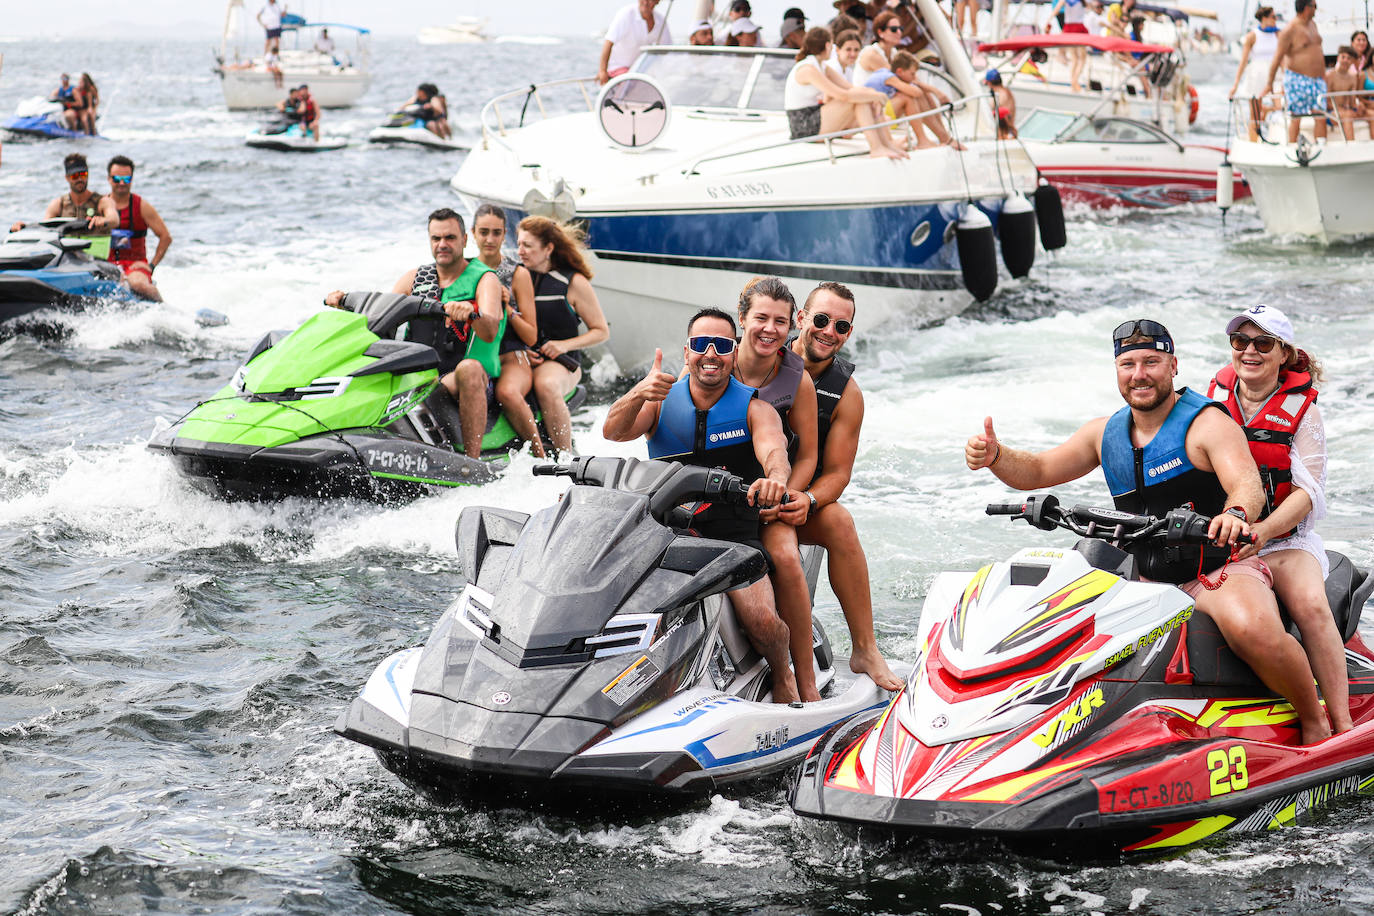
[488,214,609,459]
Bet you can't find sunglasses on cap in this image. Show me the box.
[1112,318,1170,341]
[810,312,852,335]
[1228,332,1280,354]
[110,174,133,184]
[66,170,89,180]
[687,335,737,355]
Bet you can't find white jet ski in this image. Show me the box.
[245,119,347,151]
[367,106,469,150]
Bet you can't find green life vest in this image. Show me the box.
[440,258,505,378]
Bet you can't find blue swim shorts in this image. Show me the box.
[1283,69,1327,116]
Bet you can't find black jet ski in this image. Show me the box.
[147,291,585,501]
[335,456,908,799]
[791,495,1374,854]
[0,218,138,323]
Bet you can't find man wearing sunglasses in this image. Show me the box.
[602,307,801,704]
[783,282,903,692]
[9,153,118,239]
[105,155,172,302]
[964,318,1331,745]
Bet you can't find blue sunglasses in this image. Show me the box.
[687,335,736,355]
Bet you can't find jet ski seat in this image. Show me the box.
[0,253,54,271]
[1184,551,1372,689]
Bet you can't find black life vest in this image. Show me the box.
[1207,366,1317,527]
[531,268,583,369]
[408,263,462,373]
[812,354,854,481]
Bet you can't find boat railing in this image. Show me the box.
[479,77,599,154]
[1230,90,1374,145]
[680,93,992,176]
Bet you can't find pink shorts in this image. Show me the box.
[1174,556,1272,599]
[1063,23,1089,33]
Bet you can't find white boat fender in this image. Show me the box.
[1216,159,1235,211]
[997,192,1036,279]
[1033,181,1067,251]
[956,206,998,302]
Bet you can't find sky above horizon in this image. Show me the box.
[0,0,1270,42]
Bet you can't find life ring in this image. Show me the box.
[1188,84,1199,124]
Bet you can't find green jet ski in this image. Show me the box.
[148,291,585,501]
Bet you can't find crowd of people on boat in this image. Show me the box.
[1231,2,1374,142]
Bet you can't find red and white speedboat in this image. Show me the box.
[1017,107,1251,208]
[791,496,1374,854]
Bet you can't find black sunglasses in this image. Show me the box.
[811,313,852,335]
[1229,332,1280,354]
[688,335,737,355]
[1112,318,1171,341]
[884,24,904,31]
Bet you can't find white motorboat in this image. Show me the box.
[1017,107,1249,208]
[450,0,1054,371]
[980,33,1199,135]
[417,17,489,44]
[1225,93,1374,242]
[214,0,371,110]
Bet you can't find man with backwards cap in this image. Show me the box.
[965,318,1332,745]
[690,19,716,44]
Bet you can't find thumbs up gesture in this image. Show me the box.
[635,348,677,403]
[966,416,1002,471]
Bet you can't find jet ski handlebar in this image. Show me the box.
[987,494,1252,546]
[533,457,750,523]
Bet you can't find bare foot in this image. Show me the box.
[945,138,968,151]
[914,138,937,150]
[868,147,906,160]
[771,669,800,704]
[1300,718,1333,745]
[799,685,823,703]
[850,648,904,692]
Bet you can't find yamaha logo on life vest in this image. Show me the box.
[709,428,747,444]
[1147,457,1183,478]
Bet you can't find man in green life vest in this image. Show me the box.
[326,208,505,458]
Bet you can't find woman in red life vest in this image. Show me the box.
[1209,305,1351,735]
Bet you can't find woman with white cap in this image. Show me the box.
[1208,305,1351,735]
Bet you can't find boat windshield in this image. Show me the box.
[1070,119,1165,143]
[631,48,793,111]
[1018,110,1079,141]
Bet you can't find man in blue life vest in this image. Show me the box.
[602,307,801,703]
[964,318,1331,745]
[787,282,902,692]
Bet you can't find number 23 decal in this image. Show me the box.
[1207,745,1249,795]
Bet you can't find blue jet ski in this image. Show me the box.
[245,118,347,152]
[2,97,100,140]
[0,218,139,323]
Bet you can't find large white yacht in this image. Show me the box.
[214,0,371,110]
[450,0,1048,370]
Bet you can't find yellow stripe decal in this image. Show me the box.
[960,759,1082,803]
[1132,815,1237,850]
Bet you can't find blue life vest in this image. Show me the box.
[649,375,756,464]
[1100,388,1231,582]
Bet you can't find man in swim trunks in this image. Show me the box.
[9,153,118,237]
[1262,0,1329,142]
[602,309,801,704]
[788,282,902,692]
[965,319,1330,745]
[104,155,171,302]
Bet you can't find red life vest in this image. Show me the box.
[110,193,148,264]
[1207,365,1317,522]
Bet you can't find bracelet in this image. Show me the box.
[988,443,1003,467]
[1224,506,1248,523]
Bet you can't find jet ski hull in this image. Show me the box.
[245,132,349,151]
[367,125,470,151]
[147,428,500,501]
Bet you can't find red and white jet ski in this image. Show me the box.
[790,495,1374,854]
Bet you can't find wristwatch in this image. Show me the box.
[1223,506,1248,522]
[806,491,819,515]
